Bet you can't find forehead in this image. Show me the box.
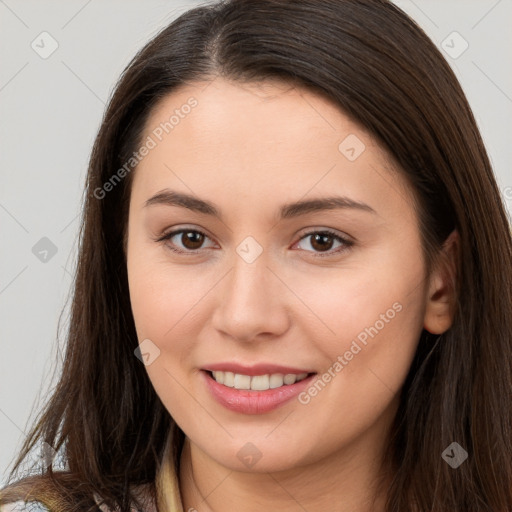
[131,77,415,224]
[144,77,364,148]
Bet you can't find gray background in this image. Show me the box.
[1,0,511,485]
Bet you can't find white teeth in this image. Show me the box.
[210,371,310,391]
[233,374,251,390]
[223,371,235,387]
[283,373,297,385]
[251,375,269,391]
[212,371,224,384]
[269,373,284,389]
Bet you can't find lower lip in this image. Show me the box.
[202,370,316,415]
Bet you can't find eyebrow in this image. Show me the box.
[144,189,377,219]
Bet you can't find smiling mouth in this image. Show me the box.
[205,370,316,391]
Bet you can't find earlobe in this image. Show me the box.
[423,230,460,335]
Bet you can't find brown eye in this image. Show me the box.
[309,233,335,252]
[180,231,205,250]
[158,228,353,258]
[296,230,353,257]
[159,228,214,254]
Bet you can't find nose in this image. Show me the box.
[211,250,290,343]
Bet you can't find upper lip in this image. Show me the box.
[202,362,316,376]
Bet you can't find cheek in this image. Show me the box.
[291,276,424,462]
[291,243,426,417]
[290,242,426,358]
[127,240,212,342]
[126,252,209,419]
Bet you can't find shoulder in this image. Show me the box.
[0,502,49,512]
[1,485,156,512]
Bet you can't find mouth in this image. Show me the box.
[201,369,318,415]
[205,369,314,391]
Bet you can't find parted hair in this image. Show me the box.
[1,1,511,511]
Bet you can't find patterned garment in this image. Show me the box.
[1,502,49,512]
[0,432,183,512]
[1,498,147,512]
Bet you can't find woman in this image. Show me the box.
[1,0,511,511]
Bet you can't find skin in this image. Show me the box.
[126,77,458,512]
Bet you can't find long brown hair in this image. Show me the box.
[2,1,511,510]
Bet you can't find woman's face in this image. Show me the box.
[126,77,436,473]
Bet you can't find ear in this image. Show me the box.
[423,230,460,335]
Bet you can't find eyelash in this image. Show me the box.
[156,227,354,258]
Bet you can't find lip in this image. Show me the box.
[202,362,315,376]
[201,370,317,415]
